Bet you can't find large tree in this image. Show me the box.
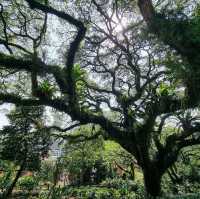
[0,0,200,197]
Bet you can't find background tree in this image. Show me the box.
[0,0,200,197]
[62,126,134,185]
[63,127,106,185]
[0,160,14,195]
[0,105,51,198]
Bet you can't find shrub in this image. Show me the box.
[60,185,139,199]
[17,176,38,192]
[37,185,200,199]
[101,178,138,190]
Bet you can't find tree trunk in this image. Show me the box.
[138,0,155,26]
[3,161,25,199]
[143,164,162,198]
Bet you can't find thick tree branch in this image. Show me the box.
[0,93,43,106]
[0,52,67,93]
[0,39,32,55]
[25,0,85,29]
[0,3,13,54]
[178,137,200,149]
[52,131,101,143]
[24,0,87,107]
[0,91,125,142]
[137,0,155,23]
[46,123,81,132]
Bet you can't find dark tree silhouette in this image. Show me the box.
[0,0,200,197]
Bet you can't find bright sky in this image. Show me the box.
[0,104,10,129]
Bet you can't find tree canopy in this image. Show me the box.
[0,0,200,197]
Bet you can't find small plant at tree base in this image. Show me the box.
[17,176,38,192]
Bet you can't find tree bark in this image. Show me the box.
[3,161,25,199]
[143,164,162,197]
[138,0,155,26]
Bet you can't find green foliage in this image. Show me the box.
[161,52,187,81]
[156,83,175,97]
[162,146,200,195]
[17,176,38,192]
[103,140,133,168]
[0,160,14,193]
[72,63,87,100]
[193,4,200,17]
[39,80,56,97]
[37,160,55,183]
[37,185,200,199]
[63,127,134,185]
[55,185,138,199]
[72,63,85,79]
[101,178,140,191]
[154,4,200,85]
[0,106,51,170]
[160,194,200,199]
[188,9,200,44]
[63,127,107,184]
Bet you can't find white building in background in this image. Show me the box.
[49,139,64,160]
[0,104,11,129]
